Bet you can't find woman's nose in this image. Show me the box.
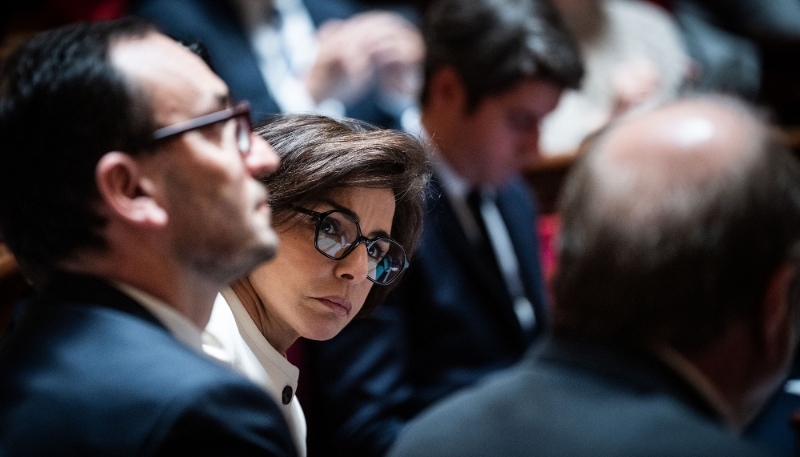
[335,243,371,283]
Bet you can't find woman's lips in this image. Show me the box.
[316,296,353,317]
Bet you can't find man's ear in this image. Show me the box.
[95,152,167,227]
[758,263,797,363]
[427,66,467,114]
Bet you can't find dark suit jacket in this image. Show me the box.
[303,175,549,456]
[132,0,412,128]
[0,272,297,456]
[387,336,775,457]
[743,356,800,456]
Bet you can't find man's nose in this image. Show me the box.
[245,134,280,179]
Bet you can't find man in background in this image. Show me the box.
[0,19,297,456]
[388,96,800,457]
[132,0,423,129]
[303,0,583,455]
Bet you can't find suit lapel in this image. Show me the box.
[426,177,530,344]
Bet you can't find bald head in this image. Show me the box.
[607,98,757,177]
[586,98,765,235]
[554,96,800,351]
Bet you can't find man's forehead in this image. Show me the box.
[110,32,229,123]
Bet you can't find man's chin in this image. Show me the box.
[260,237,279,263]
[219,240,278,286]
[252,230,279,264]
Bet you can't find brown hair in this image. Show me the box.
[255,114,430,314]
[0,19,158,273]
[421,0,583,111]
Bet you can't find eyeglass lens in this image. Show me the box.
[315,211,406,285]
[235,114,251,155]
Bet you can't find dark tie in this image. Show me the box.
[466,189,494,250]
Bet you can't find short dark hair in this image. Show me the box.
[0,19,157,273]
[255,114,430,314]
[421,0,583,111]
[553,97,800,353]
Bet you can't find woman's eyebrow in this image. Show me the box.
[322,199,392,238]
[321,199,358,221]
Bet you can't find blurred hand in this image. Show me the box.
[304,11,423,107]
[367,12,424,107]
[611,58,661,115]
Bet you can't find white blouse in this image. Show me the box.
[203,287,307,456]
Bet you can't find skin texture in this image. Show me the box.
[422,69,563,187]
[594,100,754,221]
[92,32,281,326]
[244,187,396,354]
[118,32,280,281]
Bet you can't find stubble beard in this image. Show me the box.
[170,197,280,288]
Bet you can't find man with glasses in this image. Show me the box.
[302,0,584,455]
[0,19,297,456]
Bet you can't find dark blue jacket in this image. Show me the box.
[744,356,800,456]
[0,272,297,456]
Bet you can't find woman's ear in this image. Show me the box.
[95,152,168,228]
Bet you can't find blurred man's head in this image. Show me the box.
[420,0,583,186]
[0,19,279,288]
[555,96,800,426]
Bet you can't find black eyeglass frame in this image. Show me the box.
[292,206,410,285]
[151,101,252,154]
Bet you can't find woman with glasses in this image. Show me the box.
[202,114,429,456]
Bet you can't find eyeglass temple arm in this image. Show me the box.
[152,101,251,141]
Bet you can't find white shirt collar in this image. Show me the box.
[113,281,205,353]
[415,126,470,200]
[434,151,472,201]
